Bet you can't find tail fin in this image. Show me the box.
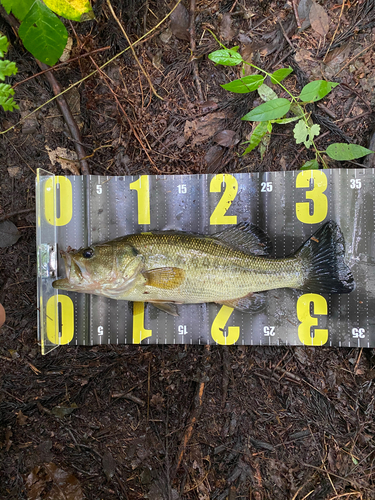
[295,221,354,294]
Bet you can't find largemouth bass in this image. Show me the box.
[52,221,354,315]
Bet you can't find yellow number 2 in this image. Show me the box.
[130,175,151,225]
[297,293,328,346]
[211,305,240,344]
[210,174,238,225]
[296,170,328,224]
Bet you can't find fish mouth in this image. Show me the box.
[52,250,90,291]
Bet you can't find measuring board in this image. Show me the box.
[36,168,375,354]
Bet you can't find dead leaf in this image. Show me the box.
[214,130,239,147]
[184,112,226,146]
[170,3,190,41]
[309,0,329,37]
[16,410,28,426]
[45,145,80,175]
[205,145,224,173]
[298,0,313,30]
[51,402,78,418]
[102,450,117,481]
[25,463,84,500]
[220,13,235,42]
[0,221,21,248]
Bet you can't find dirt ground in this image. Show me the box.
[1,0,375,498]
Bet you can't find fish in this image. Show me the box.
[52,220,354,316]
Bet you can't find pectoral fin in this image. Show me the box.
[143,267,185,290]
[217,292,266,313]
[150,301,179,316]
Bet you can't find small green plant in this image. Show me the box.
[0,0,94,66]
[208,40,373,169]
[0,34,18,112]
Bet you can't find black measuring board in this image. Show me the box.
[36,168,374,354]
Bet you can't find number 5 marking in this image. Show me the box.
[210,174,238,225]
[296,170,328,224]
[211,306,240,344]
[130,175,151,225]
[297,293,328,346]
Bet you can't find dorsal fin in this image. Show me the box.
[212,222,272,256]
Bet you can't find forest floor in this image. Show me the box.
[1,0,375,499]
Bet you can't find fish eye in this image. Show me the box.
[82,248,94,259]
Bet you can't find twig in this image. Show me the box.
[1,1,182,136]
[175,345,211,473]
[335,41,375,76]
[88,56,161,173]
[292,0,301,29]
[39,61,90,175]
[323,0,346,62]
[0,7,89,175]
[0,208,34,223]
[106,0,162,100]
[189,0,204,103]
[12,46,111,89]
[276,17,295,51]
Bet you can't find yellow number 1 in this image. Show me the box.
[130,175,151,225]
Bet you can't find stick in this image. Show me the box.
[189,0,204,103]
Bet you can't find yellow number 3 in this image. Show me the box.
[297,293,328,346]
[296,170,328,224]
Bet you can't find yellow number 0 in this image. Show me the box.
[132,302,152,343]
[44,176,73,226]
[297,293,328,346]
[210,174,238,225]
[211,306,240,344]
[130,175,151,225]
[46,295,74,345]
[296,170,328,224]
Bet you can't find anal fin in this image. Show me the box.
[217,292,266,313]
[150,301,180,316]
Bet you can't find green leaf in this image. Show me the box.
[272,115,303,124]
[208,48,243,66]
[242,98,291,122]
[299,80,339,102]
[0,59,18,80]
[326,143,374,161]
[270,67,293,84]
[300,159,319,170]
[294,119,308,144]
[0,83,18,111]
[0,35,9,57]
[43,0,94,21]
[257,83,277,102]
[18,0,68,66]
[221,75,264,93]
[0,0,34,21]
[242,121,270,154]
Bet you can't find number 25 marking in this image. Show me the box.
[296,170,328,224]
[210,174,238,225]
